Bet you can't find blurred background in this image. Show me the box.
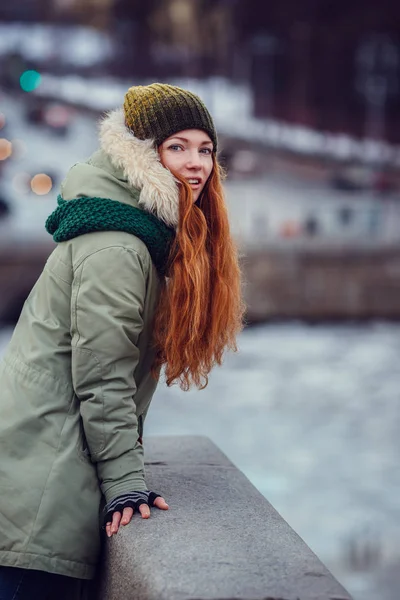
[0,1,399,598]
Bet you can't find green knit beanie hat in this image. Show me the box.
[124,83,218,151]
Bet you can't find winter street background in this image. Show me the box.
[1,2,400,598]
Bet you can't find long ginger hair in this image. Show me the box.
[152,155,245,391]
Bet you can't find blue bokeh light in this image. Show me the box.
[20,70,41,92]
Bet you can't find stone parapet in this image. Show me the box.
[93,436,352,600]
[243,243,400,322]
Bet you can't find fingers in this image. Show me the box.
[139,504,150,519]
[105,497,169,536]
[105,521,112,538]
[138,496,169,518]
[121,506,134,526]
[111,511,122,535]
[153,496,169,510]
[106,508,133,537]
[106,511,122,537]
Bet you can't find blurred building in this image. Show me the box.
[110,0,234,79]
[1,0,400,143]
[0,0,47,21]
[232,0,400,142]
[0,0,113,28]
[51,0,114,29]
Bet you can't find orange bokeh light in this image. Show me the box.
[31,173,53,195]
[0,138,12,160]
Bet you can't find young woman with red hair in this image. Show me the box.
[0,83,244,598]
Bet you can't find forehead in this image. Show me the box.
[165,129,213,144]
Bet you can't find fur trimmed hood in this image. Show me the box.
[99,108,179,228]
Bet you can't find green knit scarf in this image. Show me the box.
[45,195,175,276]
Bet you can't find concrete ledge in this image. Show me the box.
[243,245,400,321]
[94,436,352,600]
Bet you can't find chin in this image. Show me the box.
[193,189,204,203]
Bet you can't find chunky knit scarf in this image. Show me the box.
[45,196,175,275]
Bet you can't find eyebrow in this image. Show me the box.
[168,136,213,145]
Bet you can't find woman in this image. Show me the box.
[0,83,244,598]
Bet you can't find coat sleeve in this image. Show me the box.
[70,245,149,503]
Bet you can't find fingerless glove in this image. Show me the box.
[103,490,161,526]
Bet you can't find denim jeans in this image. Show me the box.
[0,566,85,600]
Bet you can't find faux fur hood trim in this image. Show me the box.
[99,108,179,228]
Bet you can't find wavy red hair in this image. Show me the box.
[152,155,245,390]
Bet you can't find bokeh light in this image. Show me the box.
[0,139,12,160]
[12,172,31,195]
[20,70,42,92]
[30,173,53,195]
[0,113,5,130]
[280,220,302,238]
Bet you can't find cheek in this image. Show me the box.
[204,160,213,180]
[159,150,181,172]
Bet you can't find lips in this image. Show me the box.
[186,178,202,186]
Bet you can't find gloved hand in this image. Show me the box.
[103,490,169,537]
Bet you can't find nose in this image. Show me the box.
[185,150,202,170]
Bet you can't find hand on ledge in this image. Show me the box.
[104,491,169,537]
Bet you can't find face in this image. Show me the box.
[158,129,214,202]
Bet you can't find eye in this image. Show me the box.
[200,147,212,155]
[168,144,183,151]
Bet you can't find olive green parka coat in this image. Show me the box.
[0,109,179,579]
